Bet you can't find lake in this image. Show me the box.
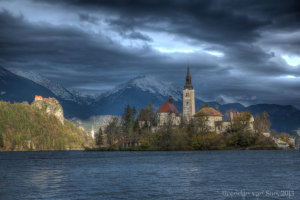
[0,150,299,199]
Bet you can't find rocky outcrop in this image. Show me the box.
[32,95,64,124]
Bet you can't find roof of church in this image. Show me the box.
[157,101,180,115]
[195,107,223,117]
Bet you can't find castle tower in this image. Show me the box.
[182,65,195,124]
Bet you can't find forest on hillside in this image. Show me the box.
[0,101,92,151]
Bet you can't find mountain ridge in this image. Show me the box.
[1,66,300,132]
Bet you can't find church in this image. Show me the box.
[156,65,198,126]
[156,66,254,132]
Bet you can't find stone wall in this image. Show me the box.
[157,112,181,126]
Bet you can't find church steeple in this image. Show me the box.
[182,64,195,124]
[184,65,193,89]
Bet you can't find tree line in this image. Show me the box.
[93,103,281,150]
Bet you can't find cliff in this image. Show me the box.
[31,95,64,124]
[0,100,93,151]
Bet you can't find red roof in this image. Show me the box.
[34,95,59,103]
[157,101,179,115]
[195,107,223,117]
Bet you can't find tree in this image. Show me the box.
[202,102,209,108]
[0,133,3,148]
[194,113,210,134]
[228,130,253,148]
[231,111,252,132]
[105,117,122,148]
[137,102,156,128]
[254,111,271,133]
[132,106,137,117]
[133,119,139,132]
[262,111,271,132]
[95,128,103,146]
[122,105,136,134]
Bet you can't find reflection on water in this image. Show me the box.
[29,169,64,189]
[0,151,299,200]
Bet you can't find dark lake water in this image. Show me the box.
[0,150,299,200]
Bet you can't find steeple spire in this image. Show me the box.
[184,65,193,89]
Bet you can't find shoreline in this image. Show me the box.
[1,145,296,152]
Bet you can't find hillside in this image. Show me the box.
[0,101,92,151]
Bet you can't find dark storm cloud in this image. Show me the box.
[127,31,152,42]
[0,9,162,90]
[1,0,300,107]
[79,13,99,24]
[39,0,299,43]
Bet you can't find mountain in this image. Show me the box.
[10,69,82,103]
[2,66,300,132]
[247,104,300,133]
[91,75,206,115]
[0,66,91,119]
[92,75,186,115]
[0,66,58,103]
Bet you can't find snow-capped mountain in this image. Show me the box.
[0,66,58,103]
[10,69,81,103]
[91,75,205,115]
[100,75,182,101]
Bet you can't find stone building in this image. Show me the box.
[157,96,181,126]
[182,65,195,124]
[137,115,151,128]
[229,111,254,131]
[194,106,224,133]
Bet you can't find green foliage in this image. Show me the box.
[122,105,137,134]
[105,117,122,148]
[194,114,210,134]
[138,102,156,127]
[133,119,139,132]
[202,102,210,108]
[0,101,90,150]
[0,132,3,148]
[228,130,253,148]
[94,106,277,151]
[254,111,271,133]
[95,128,103,146]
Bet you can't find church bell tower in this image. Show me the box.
[182,65,195,124]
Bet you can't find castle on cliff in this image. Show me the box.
[32,95,64,124]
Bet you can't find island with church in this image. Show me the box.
[88,66,296,151]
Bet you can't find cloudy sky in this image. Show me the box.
[0,0,300,107]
